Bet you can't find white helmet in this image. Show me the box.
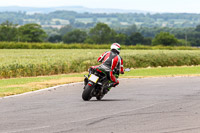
[111,43,121,53]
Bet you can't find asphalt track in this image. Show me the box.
[1,77,200,133]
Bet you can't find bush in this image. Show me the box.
[152,32,178,46]
[177,39,191,46]
[0,42,199,50]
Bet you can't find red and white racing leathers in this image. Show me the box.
[97,51,124,86]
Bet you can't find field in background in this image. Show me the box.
[1,49,200,78]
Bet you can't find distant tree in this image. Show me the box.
[175,30,200,46]
[177,39,191,46]
[0,21,18,41]
[128,32,144,45]
[69,18,75,25]
[195,24,200,32]
[115,33,127,44]
[2,11,200,29]
[18,23,47,42]
[62,29,87,43]
[48,35,62,43]
[59,25,74,36]
[143,37,152,45]
[72,22,86,28]
[89,23,116,44]
[189,38,200,46]
[85,22,96,28]
[152,32,178,46]
[124,24,138,35]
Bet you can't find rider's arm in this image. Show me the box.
[120,58,124,74]
[97,51,108,62]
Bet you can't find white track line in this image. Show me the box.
[0,82,83,100]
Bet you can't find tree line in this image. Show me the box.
[48,22,200,46]
[1,21,200,46]
[1,11,200,28]
[0,21,47,42]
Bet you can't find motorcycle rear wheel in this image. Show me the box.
[96,94,105,100]
[82,84,93,101]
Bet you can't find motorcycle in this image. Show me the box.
[82,67,130,101]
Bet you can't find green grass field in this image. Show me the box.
[123,66,200,77]
[1,49,200,78]
[0,66,200,97]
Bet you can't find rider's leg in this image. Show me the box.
[102,71,119,94]
[109,71,119,87]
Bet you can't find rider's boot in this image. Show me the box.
[103,83,113,94]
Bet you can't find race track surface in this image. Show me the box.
[0,77,200,133]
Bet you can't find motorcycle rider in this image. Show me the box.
[93,43,124,92]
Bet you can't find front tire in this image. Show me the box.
[82,84,94,101]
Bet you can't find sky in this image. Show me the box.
[0,0,200,13]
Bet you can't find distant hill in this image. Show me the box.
[0,6,149,14]
[0,7,199,28]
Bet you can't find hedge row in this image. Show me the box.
[0,42,199,50]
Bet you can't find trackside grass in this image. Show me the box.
[123,66,200,77]
[1,49,200,78]
[0,66,200,97]
[0,73,86,97]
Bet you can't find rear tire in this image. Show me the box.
[96,94,105,100]
[82,84,93,101]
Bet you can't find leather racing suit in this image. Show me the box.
[94,50,124,87]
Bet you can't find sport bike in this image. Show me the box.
[82,67,130,101]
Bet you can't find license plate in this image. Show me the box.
[89,74,99,83]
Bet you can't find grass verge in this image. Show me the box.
[0,66,200,97]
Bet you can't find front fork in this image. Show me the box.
[84,75,88,86]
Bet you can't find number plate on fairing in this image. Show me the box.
[88,74,99,83]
